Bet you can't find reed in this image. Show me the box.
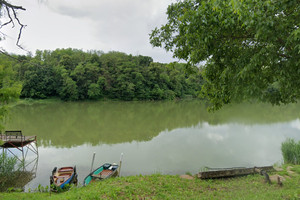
[281,138,300,164]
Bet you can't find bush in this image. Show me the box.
[281,138,300,164]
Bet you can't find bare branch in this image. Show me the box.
[0,0,26,11]
[0,0,27,50]
[0,6,14,29]
[12,7,26,49]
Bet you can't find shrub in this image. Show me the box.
[281,138,300,164]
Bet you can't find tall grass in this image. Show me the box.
[281,138,300,164]
[0,152,17,174]
[0,152,19,191]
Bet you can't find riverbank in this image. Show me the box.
[0,165,299,200]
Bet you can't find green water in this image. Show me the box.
[3,100,300,190]
[5,100,300,147]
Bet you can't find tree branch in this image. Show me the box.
[11,6,26,49]
[0,0,26,49]
[0,6,14,29]
[277,53,291,59]
[0,0,26,11]
[0,48,23,62]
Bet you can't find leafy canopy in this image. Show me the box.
[150,0,300,110]
[8,49,202,101]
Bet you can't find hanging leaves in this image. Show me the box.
[150,0,300,110]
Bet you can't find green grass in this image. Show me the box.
[0,167,299,200]
[290,165,300,174]
[281,138,300,165]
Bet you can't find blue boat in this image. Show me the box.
[83,163,119,186]
[50,166,77,191]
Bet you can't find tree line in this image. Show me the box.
[0,48,203,101]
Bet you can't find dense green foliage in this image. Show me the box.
[2,49,202,101]
[281,138,300,165]
[150,0,300,110]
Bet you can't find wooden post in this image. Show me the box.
[90,152,96,173]
[118,153,123,177]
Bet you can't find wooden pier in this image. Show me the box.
[1,130,38,163]
[1,131,36,149]
[0,131,38,191]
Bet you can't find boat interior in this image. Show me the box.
[92,169,113,179]
[53,168,74,185]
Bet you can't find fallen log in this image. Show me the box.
[197,166,274,179]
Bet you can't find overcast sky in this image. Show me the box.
[0,0,177,63]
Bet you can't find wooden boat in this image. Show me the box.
[197,166,274,179]
[83,163,119,186]
[50,166,78,191]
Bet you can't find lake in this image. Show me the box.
[3,100,300,191]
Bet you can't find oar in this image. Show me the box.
[90,152,96,173]
[118,153,124,177]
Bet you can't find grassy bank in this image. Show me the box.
[0,165,299,200]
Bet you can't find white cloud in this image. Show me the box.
[0,0,177,63]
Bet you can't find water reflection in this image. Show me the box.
[0,151,38,192]
[0,171,35,192]
[4,101,300,190]
[21,120,300,191]
[6,101,207,147]
[5,101,300,147]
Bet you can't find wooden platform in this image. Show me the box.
[0,131,36,148]
[197,166,274,179]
